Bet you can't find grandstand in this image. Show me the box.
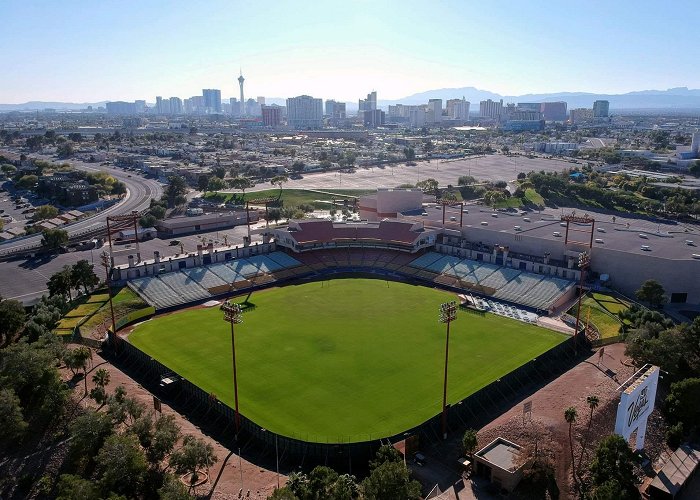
[126,245,575,314]
[127,251,306,310]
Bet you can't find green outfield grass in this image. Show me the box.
[129,278,565,443]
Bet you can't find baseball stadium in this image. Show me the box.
[105,188,700,458]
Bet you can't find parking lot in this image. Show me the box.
[0,185,51,238]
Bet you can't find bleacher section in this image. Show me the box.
[405,251,575,311]
[128,251,304,310]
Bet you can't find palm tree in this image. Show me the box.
[564,406,578,485]
[578,395,600,470]
[91,368,111,409]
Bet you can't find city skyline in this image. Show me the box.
[2,0,699,103]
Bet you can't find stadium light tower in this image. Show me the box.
[574,252,591,354]
[222,301,243,433]
[100,251,118,351]
[439,301,458,439]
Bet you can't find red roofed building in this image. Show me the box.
[266,219,438,253]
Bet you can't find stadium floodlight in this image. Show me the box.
[574,252,591,354]
[439,301,458,439]
[222,301,243,434]
[100,251,118,351]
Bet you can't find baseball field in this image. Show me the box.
[129,278,566,443]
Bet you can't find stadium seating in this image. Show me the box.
[266,252,302,269]
[208,262,243,283]
[129,276,185,309]
[157,272,211,302]
[180,267,228,290]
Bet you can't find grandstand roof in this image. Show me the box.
[284,219,426,246]
[413,205,700,261]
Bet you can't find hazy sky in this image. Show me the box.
[2,0,699,103]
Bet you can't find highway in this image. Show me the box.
[0,151,163,255]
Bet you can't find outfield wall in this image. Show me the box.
[111,330,581,465]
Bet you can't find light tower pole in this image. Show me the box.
[100,251,118,350]
[574,252,590,354]
[222,300,243,433]
[439,301,458,439]
[238,70,245,116]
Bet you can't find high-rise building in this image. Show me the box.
[257,96,265,106]
[363,109,385,128]
[428,99,442,123]
[286,95,323,129]
[541,101,567,122]
[517,102,542,112]
[155,96,164,114]
[134,100,146,114]
[238,71,245,114]
[446,98,470,120]
[261,105,282,127]
[325,100,346,118]
[593,100,610,118]
[358,91,377,113]
[106,101,137,115]
[229,97,241,117]
[479,99,503,119]
[169,97,183,115]
[569,108,593,124]
[202,89,222,114]
[246,98,259,116]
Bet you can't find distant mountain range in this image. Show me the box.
[3,87,700,112]
[379,87,700,111]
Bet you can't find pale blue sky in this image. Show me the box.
[1,0,698,103]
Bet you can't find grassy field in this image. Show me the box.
[80,287,147,335]
[205,188,374,209]
[570,292,630,339]
[130,279,565,443]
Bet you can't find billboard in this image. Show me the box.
[614,365,659,450]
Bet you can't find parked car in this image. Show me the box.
[169,240,181,246]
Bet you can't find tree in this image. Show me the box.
[635,279,666,308]
[0,388,28,446]
[369,444,402,469]
[72,260,99,294]
[403,147,415,162]
[207,177,226,192]
[271,175,288,200]
[197,174,210,192]
[361,461,421,500]
[32,204,59,221]
[665,378,700,436]
[89,368,111,408]
[589,435,639,499]
[150,204,167,220]
[16,174,38,189]
[163,175,188,208]
[415,178,439,196]
[134,412,182,469]
[95,433,148,497]
[578,395,600,473]
[228,176,253,201]
[56,474,100,500]
[157,473,193,500]
[689,161,700,178]
[57,142,74,158]
[168,435,217,489]
[140,214,157,228]
[0,296,26,342]
[41,228,69,251]
[65,345,92,394]
[48,266,75,301]
[212,165,227,179]
[462,429,478,459]
[564,406,578,485]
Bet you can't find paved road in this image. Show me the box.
[0,151,163,253]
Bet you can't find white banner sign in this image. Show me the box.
[614,365,659,450]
